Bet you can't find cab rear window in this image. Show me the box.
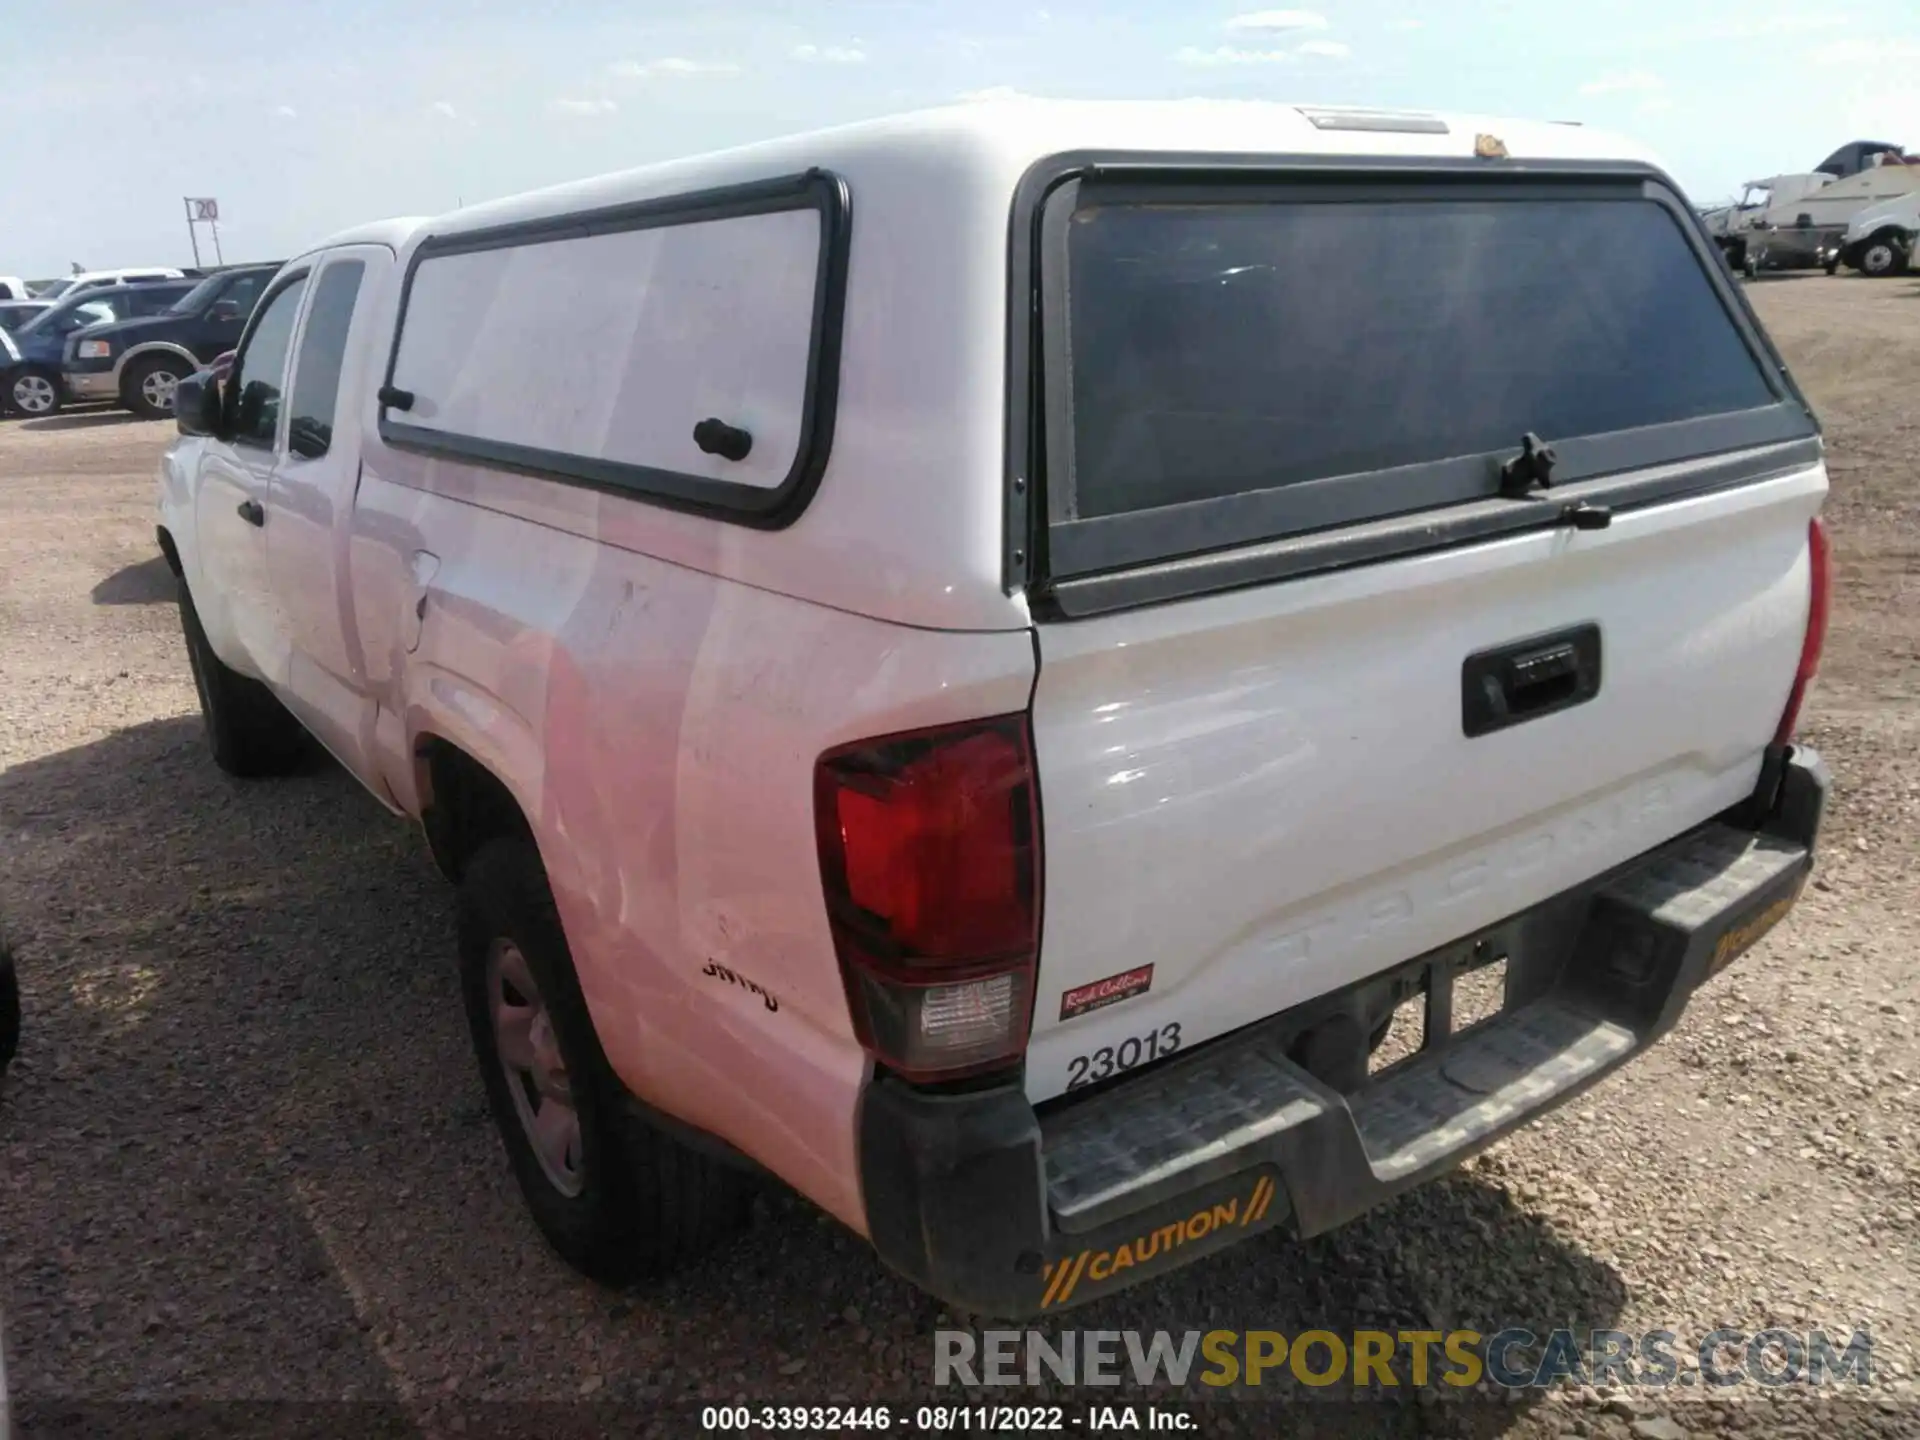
[1038,175,1813,580]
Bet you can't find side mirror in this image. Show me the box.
[209,299,241,322]
[174,371,222,438]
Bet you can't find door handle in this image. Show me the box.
[237,499,265,527]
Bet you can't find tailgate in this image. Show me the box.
[1014,155,1824,1103]
[1025,466,1822,1100]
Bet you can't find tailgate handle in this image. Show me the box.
[1462,624,1602,737]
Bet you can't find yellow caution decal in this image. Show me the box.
[1042,1170,1283,1310]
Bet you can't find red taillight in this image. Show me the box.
[815,715,1040,1082]
[1774,515,1832,746]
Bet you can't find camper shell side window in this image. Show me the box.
[378,170,851,529]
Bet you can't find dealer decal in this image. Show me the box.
[1040,1172,1282,1310]
[1060,964,1154,1021]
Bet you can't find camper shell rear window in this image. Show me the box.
[1023,162,1819,599]
[379,170,850,529]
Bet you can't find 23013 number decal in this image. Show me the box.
[1066,1023,1182,1091]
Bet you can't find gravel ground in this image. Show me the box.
[2,276,1918,1439]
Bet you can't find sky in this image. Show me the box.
[7,0,1919,279]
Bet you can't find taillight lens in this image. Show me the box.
[1774,515,1832,746]
[814,715,1040,1082]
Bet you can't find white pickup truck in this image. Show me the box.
[157,101,1831,1317]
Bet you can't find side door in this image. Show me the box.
[266,247,384,783]
[191,270,309,680]
[195,270,268,364]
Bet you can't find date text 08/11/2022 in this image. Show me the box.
[699,1404,1194,1431]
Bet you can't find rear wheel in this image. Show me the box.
[177,583,307,776]
[8,367,61,418]
[123,354,189,419]
[457,838,750,1284]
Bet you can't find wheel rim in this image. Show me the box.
[488,938,583,1197]
[12,374,55,414]
[1865,244,1895,274]
[140,367,182,412]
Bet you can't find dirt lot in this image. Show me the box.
[2,276,1918,1438]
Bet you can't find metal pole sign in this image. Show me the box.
[183,198,222,268]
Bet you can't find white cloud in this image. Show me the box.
[1387,18,1423,30]
[957,84,1035,101]
[609,56,742,79]
[792,43,867,63]
[550,97,618,116]
[1177,45,1297,65]
[273,104,297,119]
[1297,39,1350,57]
[430,100,459,119]
[1224,8,1328,31]
[1638,96,1676,114]
[1813,38,1920,64]
[1578,69,1665,96]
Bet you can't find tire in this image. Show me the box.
[122,354,190,420]
[8,366,61,418]
[177,583,307,776]
[0,927,18,1076]
[1824,254,1841,275]
[457,838,750,1284]
[1860,236,1908,278]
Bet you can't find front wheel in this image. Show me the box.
[458,838,750,1284]
[8,367,61,418]
[122,354,190,419]
[1860,238,1909,278]
[177,583,308,776]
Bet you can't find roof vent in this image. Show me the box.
[1298,107,1449,135]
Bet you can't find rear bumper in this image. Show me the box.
[858,746,1828,1317]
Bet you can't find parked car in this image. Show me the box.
[0,277,30,301]
[157,101,1830,1317]
[2,281,193,416]
[0,300,50,332]
[65,263,281,419]
[35,266,187,301]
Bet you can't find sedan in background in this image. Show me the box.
[0,300,50,332]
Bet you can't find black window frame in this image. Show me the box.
[377,168,852,531]
[1002,152,1822,617]
[225,268,311,452]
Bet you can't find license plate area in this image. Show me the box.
[1365,936,1513,1077]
